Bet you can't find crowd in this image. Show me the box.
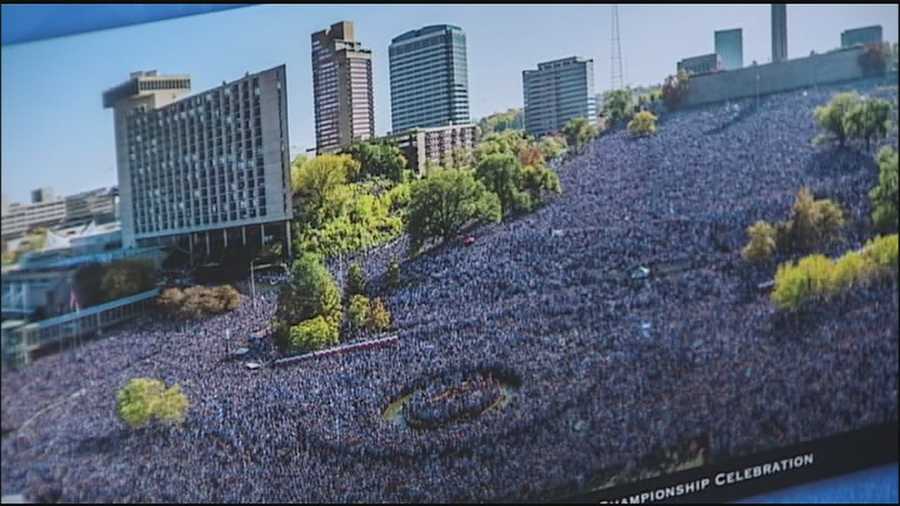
[1,76,897,503]
[402,370,506,429]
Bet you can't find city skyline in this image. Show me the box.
[2,3,898,203]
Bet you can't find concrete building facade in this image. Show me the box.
[1,187,117,250]
[522,57,597,138]
[311,21,376,153]
[772,4,788,63]
[841,25,883,49]
[715,28,744,71]
[391,124,479,176]
[677,53,721,76]
[102,66,293,256]
[1,197,67,241]
[389,25,470,133]
[682,45,878,108]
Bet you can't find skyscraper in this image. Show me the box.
[522,57,597,138]
[311,21,375,153]
[103,67,293,255]
[772,4,788,63]
[389,24,470,133]
[715,28,743,70]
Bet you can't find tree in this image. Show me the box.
[871,147,899,232]
[771,254,832,312]
[273,253,342,350]
[288,315,339,352]
[116,378,189,429]
[561,117,599,154]
[478,108,524,135]
[843,98,893,151]
[100,260,156,301]
[346,262,366,297]
[406,169,501,253]
[601,89,634,125]
[787,187,845,253]
[73,262,107,307]
[627,110,658,137]
[291,154,359,228]
[538,135,567,161]
[157,285,241,320]
[858,42,888,76]
[742,221,777,263]
[347,294,370,331]
[295,186,404,259]
[474,130,528,164]
[367,298,391,331]
[475,153,531,217]
[662,70,690,110]
[814,92,861,148]
[520,163,561,205]
[345,141,408,182]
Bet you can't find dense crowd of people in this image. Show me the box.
[1,77,898,503]
[402,370,507,429]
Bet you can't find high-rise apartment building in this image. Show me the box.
[772,4,788,63]
[389,24,470,133]
[522,57,597,138]
[841,25,883,48]
[390,124,479,176]
[715,28,744,70]
[102,66,292,255]
[311,21,375,153]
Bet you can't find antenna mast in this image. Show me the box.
[610,4,625,90]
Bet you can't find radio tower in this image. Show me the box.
[610,4,625,90]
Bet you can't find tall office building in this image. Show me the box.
[311,21,375,153]
[841,25,883,48]
[715,28,744,70]
[103,66,293,255]
[772,4,788,63]
[522,57,597,138]
[389,24,470,133]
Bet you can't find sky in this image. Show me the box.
[2,3,898,203]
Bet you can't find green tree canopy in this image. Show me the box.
[116,378,189,429]
[288,315,339,352]
[602,89,634,125]
[537,135,567,161]
[843,97,893,151]
[561,117,599,154]
[628,110,658,137]
[814,92,862,148]
[273,252,342,350]
[344,141,408,182]
[346,262,366,297]
[741,221,778,263]
[473,130,529,164]
[347,294,370,331]
[100,260,156,301]
[871,146,899,232]
[406,169,501,253]
[291,154,359,228]
[295,185,403,259]
[478,108,524,135]
[367,297,392,332]
[475,153,531,217]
